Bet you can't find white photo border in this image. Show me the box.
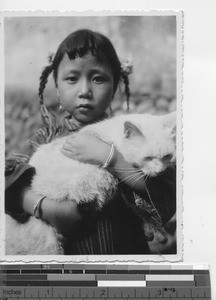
[0,10,183,263]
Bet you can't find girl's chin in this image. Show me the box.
[73,114,96,125]
[71,110,106,125]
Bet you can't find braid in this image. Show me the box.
[38,63,58,142]
[38,64,53,104]
[122,73,130,112]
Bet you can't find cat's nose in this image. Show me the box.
[154,159,162,168]
[153,159,164,174]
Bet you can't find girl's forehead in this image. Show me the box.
[58,53,112,73]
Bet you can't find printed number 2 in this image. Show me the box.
[100,289,105,297]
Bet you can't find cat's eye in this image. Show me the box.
[132,163,140,169]
[144,157,152,162]
[163,154,173,161]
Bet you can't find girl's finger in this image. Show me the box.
[62,143,72,151]
[66,137,82,148]
[61,148,76,159]
[63,141,79,151]
[65,134,78,144]
[65,138,76,146]
[62,143,77,153]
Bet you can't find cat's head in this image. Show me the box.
[122,112,176,177]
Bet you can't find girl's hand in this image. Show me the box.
[61,133,111,166]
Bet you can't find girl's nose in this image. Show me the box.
[78,79,93,99]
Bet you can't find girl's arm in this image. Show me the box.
[5,127,83,235]
[22,187,83,235]
[5,127,49,215]
[6,169,83,235]
[61,133,157,195]
[62,133,176,225]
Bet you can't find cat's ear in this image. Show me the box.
[163,111,176,127]
[163,112,176,141]
[124,121,144,138]
[169,124,176,141]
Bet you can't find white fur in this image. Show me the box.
[5,215,63,255]
[5,112,176,255]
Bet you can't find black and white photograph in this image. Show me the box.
[2,13,182,261]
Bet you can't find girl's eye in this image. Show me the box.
[92,76,105,83]
[66,76,77,83]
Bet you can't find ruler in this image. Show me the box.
[0,264,211,299]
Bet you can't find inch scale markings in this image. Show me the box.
[0,264,211,299]
[0,287,212,299]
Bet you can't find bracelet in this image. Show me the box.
[33,196,46,219]
[101,143,115,169]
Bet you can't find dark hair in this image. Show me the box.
[39,29,122,101]
[53,29,121,92]
[38,29,130,137]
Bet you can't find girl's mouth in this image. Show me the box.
[77,103,93,112]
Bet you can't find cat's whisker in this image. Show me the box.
[141,174,153,199]
[118,169,146,188]
[144,184,152,202]
[109,168,140,174]
[136,173,149,186]
[133,172,150,188]
[110,167,135,170]
[143,174,149,184]
[108,166,142,173]
[142,178,160,220]
[131,173,146,188]
[123,173,143,184]
[118,172,143,185]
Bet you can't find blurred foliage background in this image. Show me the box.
[5,16,176,156]
[4,16,177,254]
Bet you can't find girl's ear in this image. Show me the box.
[124,121,144,138]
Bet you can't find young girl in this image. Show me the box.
[5,29,176,255]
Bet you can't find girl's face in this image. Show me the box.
[56,53,114,124]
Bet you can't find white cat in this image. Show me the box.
[5,112,176,255]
